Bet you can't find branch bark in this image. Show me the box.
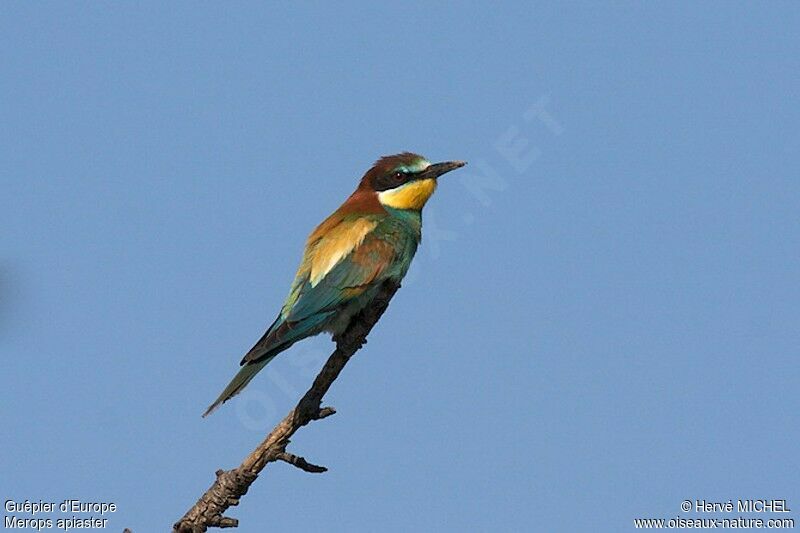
[173,279,402,532]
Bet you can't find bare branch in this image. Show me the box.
[313,406,337,420]
[275,451,327,473]
[173,279,402,532]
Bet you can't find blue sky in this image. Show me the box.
[2,2,799,532]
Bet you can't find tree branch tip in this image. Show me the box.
[315,406,336,419]
[205,516,238,528]
[276,451,328,473]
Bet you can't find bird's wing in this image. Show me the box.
[287,224,403,321]
[240,213,401,365]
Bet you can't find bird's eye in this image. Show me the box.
[394,171,405,181]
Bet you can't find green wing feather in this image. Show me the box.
[287,216,418,321]
[204,213,418,416]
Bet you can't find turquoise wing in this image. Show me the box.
[240,216,416,365]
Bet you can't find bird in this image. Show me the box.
[203,152,466,416]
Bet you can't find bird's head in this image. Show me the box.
[359,152,466,211]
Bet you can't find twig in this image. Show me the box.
[173,279,402,532]
[275,451,327,473]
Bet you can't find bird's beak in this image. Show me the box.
[419,160,467,180]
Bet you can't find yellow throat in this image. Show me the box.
[377,178,438,210]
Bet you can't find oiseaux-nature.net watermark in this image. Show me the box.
[634,499,795,529]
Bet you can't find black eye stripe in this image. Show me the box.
[374,170,415,191]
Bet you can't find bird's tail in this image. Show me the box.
[202,356,276,417]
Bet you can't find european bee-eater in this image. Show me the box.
[204,152,465,416]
